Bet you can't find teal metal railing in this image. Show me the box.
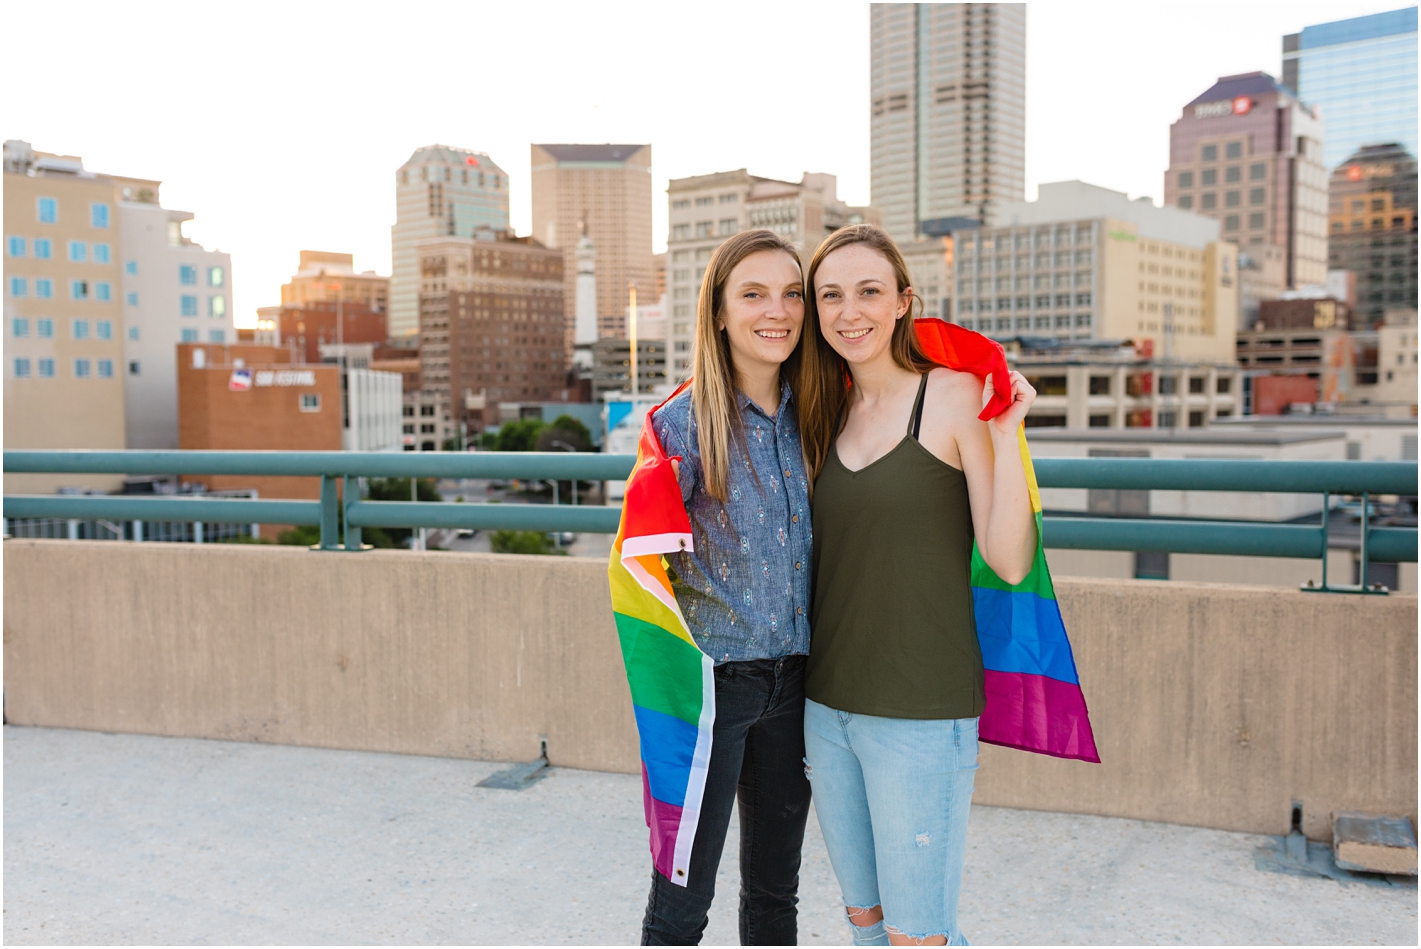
[4,452,1417,591]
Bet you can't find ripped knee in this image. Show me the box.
[846,904,884,927]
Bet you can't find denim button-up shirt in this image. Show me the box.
[651,381,812,664]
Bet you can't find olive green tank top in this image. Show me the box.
[805,373,985,720]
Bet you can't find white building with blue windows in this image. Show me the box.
[116,176,234,449]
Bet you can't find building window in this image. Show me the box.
[695,221,714,238]
[420,423,436,434]
[9,276,27,297]
[1250,163,1265,180]
[719,218,738,236]
[1248,212,1265,229]
[7,236,25,257]
[127,291,138,306]
[1159,410,1177,427]
[1225,142,1242,159]
[1224,215,1239,231]
[181,328,198,342]
[1075,292,1092,306]
[98,359,114,378]
[1225,191,1240,207]
[402,405,414,417]
[695,196,713,207]
[129,361,141,375]
[128,326,139,340]
[1089,414,1111,427]
[209,295,226,318]
[1177,171,1193,189]
[37,319,53,338]
[1225,166,1240,183]
[181,295,198,316]
[1201,169,1217,186]
[403,423,414,434]
[94,243,111,264]
[37,197,57,224]
[1188,376,1205,394]
[71,280,89,300]
[1089,375,1111,395]
[96,320,113,340]
[1188,410,1205,427]
[126,260,138,274]
[208,329,225,343]
[33,238,51,259]
[719,193,738,204]
[1178,196,1193,210]
[1216,377,1231,394]
[72,319,90,339]
[420,404,435,417]
[300,393,321,412]
[14,357,31,378]
[12,317,28,337]
[75,358,91,378]
[1201,145,1217,162]
[68,240,87,262]
[1159,376,1178,395]
[208,266,225,287]
[95,282,112,302]
[38,358,54,378]
[91,203,110,228]
[672,199,690,210]
[180,265,197,285]
[1200,193,1216,209]
[1249,188,1265,205]
[672,224,690,241]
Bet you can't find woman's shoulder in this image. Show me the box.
[924,365,984,407]
[651,387,697,451]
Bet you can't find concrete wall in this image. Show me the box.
[4,540,1414,841]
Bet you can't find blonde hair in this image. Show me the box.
[691,229,805,502]
[798,224,936,483]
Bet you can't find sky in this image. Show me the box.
[6,0,1407,327]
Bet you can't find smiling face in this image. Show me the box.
[812,243,913,367]
[717,249,805,378]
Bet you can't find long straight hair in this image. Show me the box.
[692,229,805,502]
[797,224,937,484]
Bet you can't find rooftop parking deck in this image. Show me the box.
[4,727,1414,946]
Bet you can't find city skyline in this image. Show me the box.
[6,1,1407,327]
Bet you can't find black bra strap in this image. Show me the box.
[909,373,929,440]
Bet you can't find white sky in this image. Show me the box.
[6,0,1405,327]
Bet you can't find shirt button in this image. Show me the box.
[784,469,791,477]
[795,562,802,570]
[792,514,799,523]
[797,607,804,615]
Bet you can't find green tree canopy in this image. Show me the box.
[495,419,546,452]
[537,414,594,453]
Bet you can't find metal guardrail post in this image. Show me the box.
[342,475,362,552]
[318,475,340,551]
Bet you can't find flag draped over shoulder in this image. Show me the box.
[608,321,1098,887]
[914,319,1100,763]
[607,384,713,887]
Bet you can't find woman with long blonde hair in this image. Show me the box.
[640,229,814,945]
[798,225,1039,946]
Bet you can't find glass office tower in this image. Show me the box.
[1283,8,1418,171]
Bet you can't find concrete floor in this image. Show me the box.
[3,727,1414,946]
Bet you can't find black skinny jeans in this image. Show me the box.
[641,656,812,946]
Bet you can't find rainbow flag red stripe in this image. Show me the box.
[609,322,1098,886]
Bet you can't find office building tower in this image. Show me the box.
[530,144,653,342]
[416,229,565,427]
[114,176,234,449]
[281,251,388,311]
[256,251,390,364]
[1328,143,1418,326]
[390,145,510,340]
[4,141,127,492]
[665,170,877,379]
[1164,72,1328,293]
[1283,8,1418,171]
[957,180,1239,365]
[870,2,1026,244]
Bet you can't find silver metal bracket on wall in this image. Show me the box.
[1301,490,1391,595]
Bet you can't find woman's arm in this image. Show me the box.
[952,370,1038,585]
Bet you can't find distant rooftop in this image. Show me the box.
[991,181,1221,249]
[401,144,501,171]
[1187,71,1293,108]
[534,144,648,163]
[1299,7,1418,49]
[1025,428,1345,446]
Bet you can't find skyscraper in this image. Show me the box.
[530,144,653,343]
[869,2,1026,245]
[390,145,510,341]
[1283,8,1418,171]
[1327,143,1418,325]
[1164,73,1328,293]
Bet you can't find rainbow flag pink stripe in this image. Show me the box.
[608,384,714,886]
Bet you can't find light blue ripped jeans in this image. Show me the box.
[804,698,978,946]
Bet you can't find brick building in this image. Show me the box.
[254,300,387,365]
[416,231,566,428]
[177,342,341,507]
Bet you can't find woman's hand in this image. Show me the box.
[982,370,1036,437]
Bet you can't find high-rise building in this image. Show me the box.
[256,251,390,365]
[1327,143,1418,326]
[957,181,1239,365]
[390,145,510,340]
[281,251,388,311]
[416,230,566,427]
[1164,72,1328,292]
[1283,8,1418,172]
[665,170,877,379]
[4,141,127,493]
[114,176,234,449]
[530,144,653,343]
[870,3,1026,244]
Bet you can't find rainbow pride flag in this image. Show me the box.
[915,319,1099,763]
[609,322,1097,886]
[608,387,714,886]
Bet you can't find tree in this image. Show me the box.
[536,414,594,453]
[489,530,567,555]
[365,477,442,548]
[495,419,546,452]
